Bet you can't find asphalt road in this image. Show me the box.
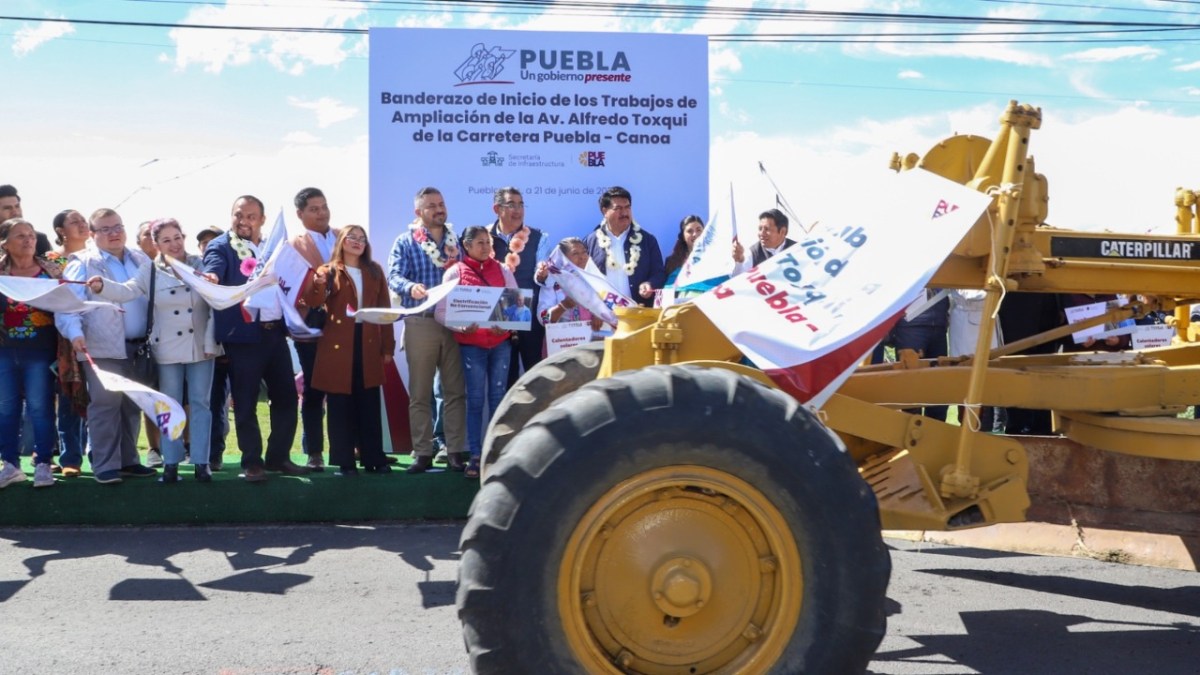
[0,523,1195,674]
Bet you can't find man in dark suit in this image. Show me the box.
[750,208,797,266]
[202,195,306,482]
[583,186,665,308]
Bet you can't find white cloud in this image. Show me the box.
[711,105,1200,234]
[169,0,366,74]
[710,46,743,82]
[283,131,320,144]
[12,20,75,56]
[1062,46,1162,63]
[1174,61,1200,72]
[1068,71,1106,100]
[1185,87,1200,97]
[288,96,358,128]
[898,70,923,80]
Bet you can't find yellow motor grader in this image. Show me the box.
[456,101,1200,674]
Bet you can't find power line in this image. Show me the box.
[4,10,1199,45]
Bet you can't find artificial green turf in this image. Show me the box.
[0,403,478,527]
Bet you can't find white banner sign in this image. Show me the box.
[166,256,278,311]
[444,287,533,331]
[369,28,708,261]
[692,169,993,407]
[1132,324,1174,349]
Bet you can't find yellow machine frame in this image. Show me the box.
[595,101,1200,533]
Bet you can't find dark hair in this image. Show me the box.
[52,209,78,246]
[599,186,632,211]
[232,195,265,215]
[557,236,586,256]
[294,187,325,210]
[0,185,18,202]
[759,208,789,231]
[149,218,182,244]
[0,218,34,265]
[330,225,380,278]
[493,186,521,206]
[414,186,442,207]
[665,214,704,277]
[461,225,491,247]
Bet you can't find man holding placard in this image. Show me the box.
[583,186,665,308]
[386,187,467,474]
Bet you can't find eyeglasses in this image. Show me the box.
[92,225,125,236]
[501,202,525,209]
[344,235,368,244]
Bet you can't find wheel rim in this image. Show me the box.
[558,465,803,674]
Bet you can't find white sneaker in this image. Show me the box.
[147,449,164,468]
[33,463,54,488]
[0,463,27,489]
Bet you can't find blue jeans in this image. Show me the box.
[0,349,56,466]
[460,341,511,460]
[157,359,215,465]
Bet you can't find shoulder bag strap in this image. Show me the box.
[145,259,156,339]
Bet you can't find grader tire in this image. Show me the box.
[458,365,890,674]
[480,341,603,480]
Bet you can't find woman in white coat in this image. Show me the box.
[88,219,219,483]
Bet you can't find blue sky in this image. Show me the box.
[2,0,1199,245]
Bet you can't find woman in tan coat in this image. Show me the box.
[302,225,395,476]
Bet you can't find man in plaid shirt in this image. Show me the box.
[387,187,468,474]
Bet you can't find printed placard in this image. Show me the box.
[1132,324,1174,349]
[445,286,534,331]
[545,320,594,355]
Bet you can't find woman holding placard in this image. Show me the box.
[436,226,517,479]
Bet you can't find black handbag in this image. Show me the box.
[303,269,331,329]
[129,264,159,388]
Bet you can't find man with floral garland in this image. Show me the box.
[203,195,306,482]
[488,186,552,386]
[386,187,468,474]
[583,186,666,308]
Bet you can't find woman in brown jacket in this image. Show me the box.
[302,225,396,476]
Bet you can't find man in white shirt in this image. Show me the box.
[582,186,665,308]
[290,187,337,472]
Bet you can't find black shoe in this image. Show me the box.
[306,455,325,472]
[406,455,434,474]
[210,460,224,472]
[447,453,466,472]
[364,464,392,474]
[335,467,359,477]
[195,464,213,483]
[158,464,180,484]
[120,464,157,477]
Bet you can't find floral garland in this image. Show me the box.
[229,232,258,277]
[411,221,459,269]
[503,225,530,272]
[595,221,642,276]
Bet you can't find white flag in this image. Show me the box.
[87,358,187,440]
[692,169,992,408]
[674,183,741,292]
[165,256,278,311]
[546,246,633,326]
[346,279,460,324]
[0,276,114,314]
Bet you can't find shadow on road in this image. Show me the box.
[0,523,463,603]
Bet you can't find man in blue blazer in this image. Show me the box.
[203,195,306,482]
[583,186,665,308]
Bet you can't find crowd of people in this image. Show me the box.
[0,182,773,487]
